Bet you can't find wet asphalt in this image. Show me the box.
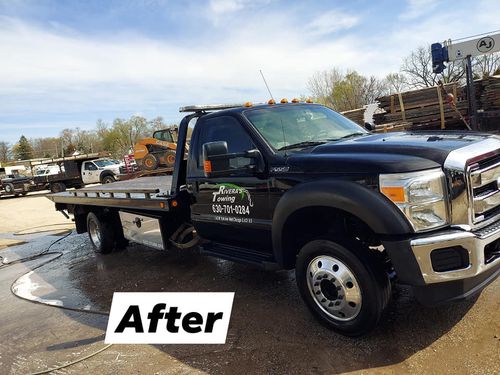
[0,230,499,374]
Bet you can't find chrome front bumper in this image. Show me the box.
[410,220,500,284]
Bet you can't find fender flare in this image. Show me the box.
[99,170,115,182]
[272,180,413,267]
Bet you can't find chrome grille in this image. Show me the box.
[469,155,500,224]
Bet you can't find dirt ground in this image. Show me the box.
[0,192,499,374]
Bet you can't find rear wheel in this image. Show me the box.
[142,154,159,170]
[50,182,66,193]
[4,183,15,195]
[86,212,115,254]
[296,239,390,336]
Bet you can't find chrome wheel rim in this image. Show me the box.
[306,255,362,321]
[88,219,101,249]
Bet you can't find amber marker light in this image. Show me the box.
[159,202,166,209]
[268,99,276,105]
[171,200,178,208]
[280,98,288,103]
[291,98,300,103]
[204,160,212,174]
[305,98,313,103]
[244,101,253,107]
[380,186,405,203]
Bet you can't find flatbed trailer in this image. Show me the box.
[47,102,500,336]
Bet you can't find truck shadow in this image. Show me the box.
[0,190,49,200]
[7,234,481,374]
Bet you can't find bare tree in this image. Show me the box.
[306,68,344,108]
[401,45,500,88]
[31,137,60,158]
[385,73,408,94]
[401,45,466,88]
[0,141,10,162]
[474,52,500,78]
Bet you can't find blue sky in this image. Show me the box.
[0,0,498,143]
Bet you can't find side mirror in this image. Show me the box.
[364,122,374,131]
[203,141,230,175]
[202,141,264,178]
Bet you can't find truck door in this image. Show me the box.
[187,115,272,252]
[82,161,99,184]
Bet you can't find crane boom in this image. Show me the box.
[432,32,500,73]
[446,33,500,62]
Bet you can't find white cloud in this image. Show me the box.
[209,0,249,14]
[305,9,359,36]
[0,13,363,109]
[400,0,441,20]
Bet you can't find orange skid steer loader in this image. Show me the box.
[133,128,179,170]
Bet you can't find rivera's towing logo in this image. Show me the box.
[212,183,254,207]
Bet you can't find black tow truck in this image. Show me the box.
[48,102,500,336]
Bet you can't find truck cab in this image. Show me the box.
[81,158,122,184]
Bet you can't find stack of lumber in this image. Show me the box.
[340,107,365,125]
[479,75,500,110]
[373,82,471,132]
[336,76,499,133]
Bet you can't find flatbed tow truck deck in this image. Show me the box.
[47,176,176,212]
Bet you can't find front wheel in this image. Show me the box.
[296,239,390,337]
[142,154,159,170]
[101,175,115,184]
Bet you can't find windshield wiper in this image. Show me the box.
[278,140,327,151]
[326,132,367,142]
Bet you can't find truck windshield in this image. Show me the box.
[244,105,367,151]
[94,160,115,167]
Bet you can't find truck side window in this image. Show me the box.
[84,162,97,171]
[197,116,255,170]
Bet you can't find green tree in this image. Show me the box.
[307,69,388,111]
[13,135,33,160]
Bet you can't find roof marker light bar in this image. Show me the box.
[179,103,249,113]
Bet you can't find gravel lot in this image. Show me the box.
[0,192,498,374]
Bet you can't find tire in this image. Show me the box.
[4,183,14,194]
[50,182,66,193]
[296,239,390,337]
[142,154,159,170]
[21,192,28,196]
[101,175,115,184]
[164,150,176,168]
[86,212,115,254]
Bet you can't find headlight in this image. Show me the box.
[379,168,449,232]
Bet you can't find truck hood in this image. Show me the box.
[286,131,493,174]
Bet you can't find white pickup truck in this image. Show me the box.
[81,159,123,185]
